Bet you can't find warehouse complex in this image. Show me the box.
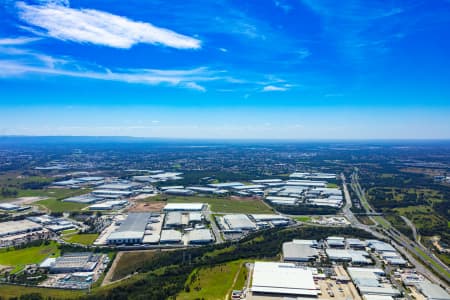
[107,212,153,245]
[250,262,319,298]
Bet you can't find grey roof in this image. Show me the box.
[186,229,213,243]
[416,282,450,300]
[160,230,182,242]
[165,212,182,226]
[107,212,150,241]
[223,214,256,230]
[283,242,318,261]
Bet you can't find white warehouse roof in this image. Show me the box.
[251,262,319,297]
[163,203,205,211]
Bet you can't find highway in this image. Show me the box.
[341,173,450,290]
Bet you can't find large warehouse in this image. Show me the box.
[163,203,205,211]
[107,212,151,245]
[0,219,43,237]
[283,240,319,262]
[223,214,257,231]
[251,262,319,297]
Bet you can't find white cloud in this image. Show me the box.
[16,1,201,49]
[0,36,40,45]
[184,82,206,92]
[0,51,212,91]
[262,85,288,92]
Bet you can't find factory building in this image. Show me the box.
[163,189,195,196]
[185,229,214,244]
[62,195,103,204]
[283,240,319,262]
[107,212,151,245]
[415,281,450,300]
[43,253,100,273]
[326,249,372,264]
[223,214,257,231]
[160,229,182,244]
[251,262,319,298]
[0,219,43,237]
[0,203,29,211]
[208,182,244,188]
[265,196,298,206]
[164,212,182,228]
[88,200,128,211]
[327,236,346,248]
[163,203,205,212]
[347,267,401,297]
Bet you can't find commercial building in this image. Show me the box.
[62,195,103,204]
[0,219,43,237]
[415,281,450,300]
[185,229,214,244]
[163,203,205,211]
[45,253,100,273]
[107,212,151,245]
[265,196,298,206]
[283,240,319,262]
[0,203,26,211]
[88,200,128,211]
[163,189,195,196]
[97,182,141,191]
[160,229,182,244]
[327,236,346,248]
[326,249,372,264]
[251,262,319,297]
[164,212,182,228]
[208,182,244,188]
[223,214,257,231]
[347,267,401,297]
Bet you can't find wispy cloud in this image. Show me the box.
[0,36,41,45]
[262,85,288,92]
[16,1,201,49]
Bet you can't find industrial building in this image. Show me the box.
[326,249,372,264]
[164,212,182,228]
[163,188,195,196]
[223,214,257,231]
[347,267,401,297]
[265,196,298,206]
[163,203,205,211]
[208,182,244,188]
[251,262,319,297]
[0,203,30,211]
[107,212,151,245]
[0,219,43,237]
[88,200,128,211]
[283,240,319,262]
[160,229,182,244]
[415,281,450,300]
[185,229,214,244]
[62,195,103,204]
[327,236,346,248]
[43,253,100,273]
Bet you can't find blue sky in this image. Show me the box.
[1,0,450,139]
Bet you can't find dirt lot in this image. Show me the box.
[127,200,165,212]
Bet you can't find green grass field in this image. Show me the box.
[294,216,312,222]
[63,233,99,245]
[177,260,245,300]
[36,198,88,213]
[0,242,60,273]
[326,183,339,188]
[0,284,83,299]
[161,195,273,214]
[111,251,159,282]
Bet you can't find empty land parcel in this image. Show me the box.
[139,195,273,214]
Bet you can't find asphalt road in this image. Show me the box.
[342,173,450,290]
